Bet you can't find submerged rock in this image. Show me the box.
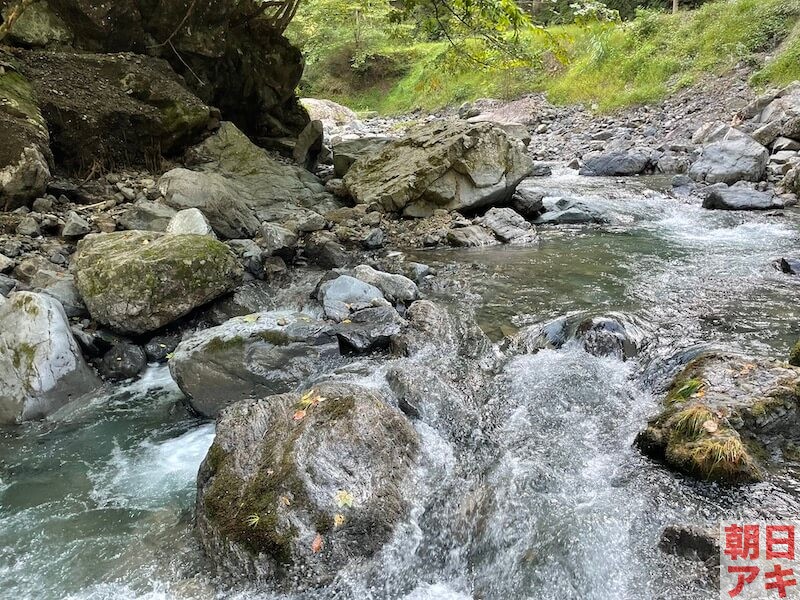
[344,121,532,217]
[702,185,783,211]
[533,198,606,225]
[195,382,419,587]
[636,354,800,484]
[659,525,720,566]
[0,292,99,423]
[73,231,241,334]
[169,310,342,417]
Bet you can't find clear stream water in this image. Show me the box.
[2,169,800,599]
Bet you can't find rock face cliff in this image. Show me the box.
[5,0,308,140]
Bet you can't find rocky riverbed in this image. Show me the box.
[3,2,800,597]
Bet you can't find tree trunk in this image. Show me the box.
[673,0,679,13]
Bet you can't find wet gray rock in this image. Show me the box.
[144,333,182,363]
[73,231,242,334]
[534,198,605,225]
[169,310,342,417]
[166,208,215,237]
[318,275,389,322]
[0,292,100,423]
[510,187,545,219]
[62,211,90,238]
[579,149,652,176]
[477,207,537,244]
[352,265,419,304]
[689,135,769,184]
[332,306,406,351]
[100,342,147,381]
[344,121,532,217]
[576,316,640,360]
[38,274,86,318]
[659,525,720,566]
[702,185,783,211]
[780,258,800,275]
[118,201,177,232]
[195,382,418,587]
[446,225,499,247]
[204,280,277,325]
[160,123,337,239]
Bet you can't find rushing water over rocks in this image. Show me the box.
[3,168,800,599]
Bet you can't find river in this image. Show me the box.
[2,169,799,599]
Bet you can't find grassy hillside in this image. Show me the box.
[290,0,800,114]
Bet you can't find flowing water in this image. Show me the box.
[2,169,800,599]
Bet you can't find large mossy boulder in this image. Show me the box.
[0,292,100,423]
[14,49,214,171]
[73,231,241,334]
[169,310,343,418]
[159,123,339,239]
[636,354,800,484]
[196,382,419,587]
[344,121,533,217]
[0,59,51,210]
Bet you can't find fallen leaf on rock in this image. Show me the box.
[279,496,291,506]
[242,314,258,323]
[311,533,323,553]
[335,490,354,508]
[334,514,345,528]
[293,409,307,421]
[703,419,718,433]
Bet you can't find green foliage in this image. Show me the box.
[292,0,800,114]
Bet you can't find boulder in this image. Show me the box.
[533,198,605,225]
[344,121,533,217]
[352,265,419,304]
[0,60,51,210]
[510,187,545,219]
[260,223,298,259]
[332,137,392,178]
[780,258,800,275]
[689,135,769,184]
[16,50,214,171]
[702,185,783,211]
[118,201,177,232]
[166,208,215,237]
[446,225,499,247]
[332,306,406,351]
[195,382,419,587]
[477,207,537,244]
[300,98,359,129]
[636,354,800,484]
[578,149,652,176]
[293,119,324,170]
[0,291,99,423]
[318,275,389,322]
[1,1,73,47]
[73,231,241,334]
[576,316,640,360]
[159,123,338,239]
[169,311,342,418]
[99,341,147,381]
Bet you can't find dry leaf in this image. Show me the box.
[333,514,346,528]
[293,409,307,421]
[702,419,718,433]
[311,533,323,553]
[334,490,354,508]
[242,314,258,323]
[342,319,352,324]
[279,496,291,507]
